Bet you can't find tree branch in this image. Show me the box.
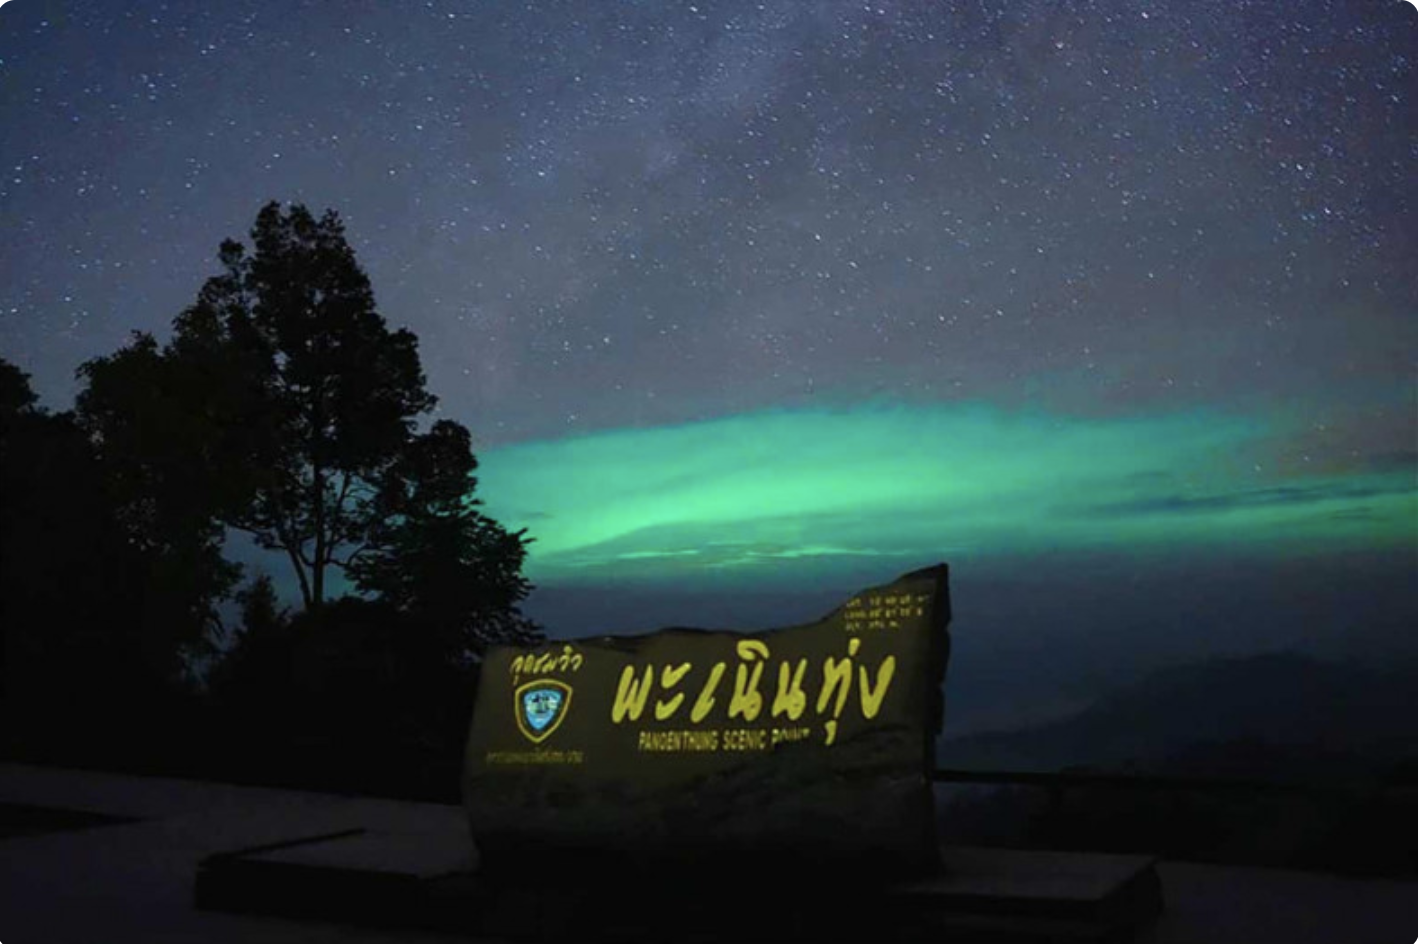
[333,541,375,568]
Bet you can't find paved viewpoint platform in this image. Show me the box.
[2,763,1415,943]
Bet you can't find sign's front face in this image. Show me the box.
[463,564,951,878]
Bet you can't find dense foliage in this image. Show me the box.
[1,202,541,798]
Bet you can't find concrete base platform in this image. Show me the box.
[197,831,1163,942]
[10,765,1412,944]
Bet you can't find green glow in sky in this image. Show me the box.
[477,403,1416,586]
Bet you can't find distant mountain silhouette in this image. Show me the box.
[938,651,1417,778]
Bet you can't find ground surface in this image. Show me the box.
[0,763,1413,943]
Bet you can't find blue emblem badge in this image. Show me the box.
[514,680,572,743]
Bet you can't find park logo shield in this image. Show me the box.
[515,680,572,744]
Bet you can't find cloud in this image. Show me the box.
[1078,482,1405,518]
[1365,449,1418,473]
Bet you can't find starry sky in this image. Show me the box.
[1,0,1414,731]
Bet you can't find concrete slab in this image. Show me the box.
[251,826,473,876]
[0,763,470,944]
[4,763,1414,943]
[196,829,1163,942]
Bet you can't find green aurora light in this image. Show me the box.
[476,403,1416,586]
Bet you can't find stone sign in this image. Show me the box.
[462,564,951,881]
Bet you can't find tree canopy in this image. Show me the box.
[76,201,539,661]
[2,356,209,729]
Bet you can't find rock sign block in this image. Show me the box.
[463,564,951,884]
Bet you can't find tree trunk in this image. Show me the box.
[312,463,325,608]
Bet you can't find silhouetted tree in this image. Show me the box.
[205,572,290,696]
[205,593,478,800]
[237,572,290,639]
[0,358,38,419]
[71,332,243,658]
[349,418,540,661]
[1,358,206,760]
[77,201,539,653]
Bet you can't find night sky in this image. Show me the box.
[2,0,1414,732]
